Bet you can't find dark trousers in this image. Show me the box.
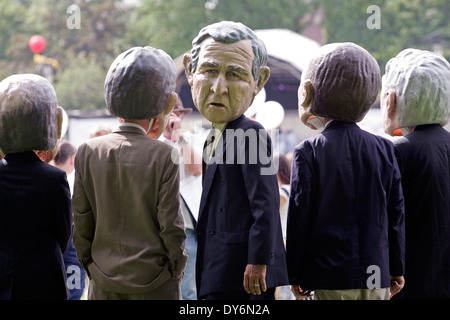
[63,238,86,300]
[202,287,275,300]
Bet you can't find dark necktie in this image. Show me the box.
[202,128,216,183]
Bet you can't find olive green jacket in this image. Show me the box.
[72,125,187,294]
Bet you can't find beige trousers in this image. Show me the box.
[87,277,181,300]
[314,288,390,300]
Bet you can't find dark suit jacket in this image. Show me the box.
[287,121,405,290]
[196,115,288,298]
[0,151,72,299]
[393,124,450,299]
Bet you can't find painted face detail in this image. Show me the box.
[190,38,258,124]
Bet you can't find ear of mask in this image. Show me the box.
[306,115,327,131]
[146,118,156,135]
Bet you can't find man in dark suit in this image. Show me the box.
[183,21,288,300]
[381,48,450,299]
[287,43,405,300]
[0,74,72,299]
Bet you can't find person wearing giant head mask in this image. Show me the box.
[0,74,72,299]
[183,21,289,300]
[287,43,405,300]
[72,46,187,300]
[380,48,450,299]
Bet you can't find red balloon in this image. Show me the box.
[29,35,46,54]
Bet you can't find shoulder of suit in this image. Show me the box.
[152,137,178,152]
[36,161,67,182]
[393,135,410,147]
[296,131,323,149]
[78,131,175,153]
[357,130,398,155]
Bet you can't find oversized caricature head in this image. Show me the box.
[183,21,270,124]
[298,42,380,128]
[380,48,450,136]
[105,46,178,126]
[0,74,62,156]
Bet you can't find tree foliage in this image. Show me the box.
[53,52,106,111]
[0,0,129,110]
[0,0,448,111]
[125,0,319,58]
[319,0,450,72]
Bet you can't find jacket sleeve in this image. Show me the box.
[286,146,313,285]
[157,150,188,277]
[53,170,73,254]
[71,146,95,277]
[389,145,406,276]
[240,128,281,265]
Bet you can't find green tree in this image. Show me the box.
[125,0,320,58]
[319,0,450,72]
[0,0,130,110]
[24,0,129,69]
[0,0,34,79]
[3,0,447,112]
[53,52,106,111]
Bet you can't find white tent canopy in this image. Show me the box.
[254,28,321,73]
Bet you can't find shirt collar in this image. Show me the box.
[212,122,228,132]
[120,122,147,134]
[324,119,334,129]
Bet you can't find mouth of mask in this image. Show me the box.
[306,115,326,131]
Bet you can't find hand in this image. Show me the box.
[243,264,267,295]
[163,112,183,141]
[173,274,183,280]
[291,284,311,299]
[390,275,405,298]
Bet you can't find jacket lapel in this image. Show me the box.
[197,116,245,221]
[198,161,217,220]
[198,137,220,221]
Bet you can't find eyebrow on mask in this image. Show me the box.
[199,62,249,76]
[199,61,219,70]
[226,66,249,76]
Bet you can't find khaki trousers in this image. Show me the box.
[314,288,390,300]
[87,277,181,300]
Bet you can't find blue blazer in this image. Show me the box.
[287,121,405,290]
[394,124,450,299]
[0,151,72,299]
[196,115,288,298]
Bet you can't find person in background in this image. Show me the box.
[90,124,112,139]
[287,42,405,300]
[52,140,86,300]
[72,46,187,300]
[276,152,291,247]
[380,48,450,299]
[161,96,202,300]
[52,140,77,195]
[274,152,296,300]
[0,74,72,299]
